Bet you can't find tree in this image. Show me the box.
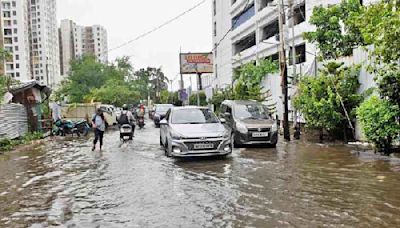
[58,55,107,103]
[189,92,207,106]
[86,81,140,107]
[303,0,364,60]
[132,67,169,102]
[352,1,400,64]
[357,96,400,154]
[294,62,362,141]
[233,58,278,101]
[210,88,235,114]
[376,63,400,108]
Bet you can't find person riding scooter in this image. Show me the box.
[118,104,135,136]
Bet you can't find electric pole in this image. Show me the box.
[278,0,291,141]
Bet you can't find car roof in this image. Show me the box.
[222,100,259,106]
[156,104,174,107]
[171,106,209,111]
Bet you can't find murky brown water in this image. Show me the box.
[1,125,400,227]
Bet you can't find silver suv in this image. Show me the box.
[220,100,278,147]
[160,106,232,157]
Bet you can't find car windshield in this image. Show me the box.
[156,105,172,113]
[234,104,270,120]
[171,109,219,124]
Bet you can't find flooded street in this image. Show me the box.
[1,124,400,227]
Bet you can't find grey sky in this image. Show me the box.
[58,0,212,89]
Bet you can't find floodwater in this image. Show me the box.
[1,124,400,227]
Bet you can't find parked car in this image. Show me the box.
[220,100,278,147]
[160,106,232,158]
[153,104,174,127]
[98,104,118,126]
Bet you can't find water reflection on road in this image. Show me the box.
[1,125,400,227]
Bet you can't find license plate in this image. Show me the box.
[121,129,130,133]
[252,132,269,137]
[194,144,214,149]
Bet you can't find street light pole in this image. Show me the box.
[278,0,291,141]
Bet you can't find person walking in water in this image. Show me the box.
[92,109,108,151]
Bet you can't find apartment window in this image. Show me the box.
[289,44,306,65]
[3,12,11,18]
[12,11,17,16]
[213,0,216,16]
[13,20,17,25]
[13,28,17,34]
[13,37,18,42]
[290,4,306,26]
[16,72,20,77]
[4,29,12,36]
[232,4,255,30]
[233,32,256,55]
[16,63,19,69]
[14,46,18,51]
[265,53,279,62]
[12,1,16,7]
[15,55,19,60]
[259,0,273,11]
[261,19,279,41]
[213,22,217,37]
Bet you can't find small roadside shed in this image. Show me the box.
[9,80,51,132]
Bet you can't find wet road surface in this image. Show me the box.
[1,123,400,227]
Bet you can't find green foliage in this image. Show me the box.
[375,63,400,107]
[233,58,278,101]
[60,55,108,103]
[86,81,140,107]
[294,62,362,137]
[132,67,169,102]
[189,92,207,106]
[357,96,400,154]
[304,0,364,59]
[352,1,400,64]
[210,88,235,114]
[0,132,44,152]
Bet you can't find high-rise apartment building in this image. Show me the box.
[0,0,60,88]
[0,0,31,81]
[29,0,60,87]
[211,0,377,118]
[59,19,108,76]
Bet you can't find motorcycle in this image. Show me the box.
[53,119,90,137]
[120,124,133,142]
[75,120,90,136]
[53,119,79,137]
[137,116,145,129]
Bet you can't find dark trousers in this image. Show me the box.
[93,129,105,148]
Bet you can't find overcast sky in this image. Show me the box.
[58,0,212,90]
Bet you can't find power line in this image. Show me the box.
[104,0,206,56]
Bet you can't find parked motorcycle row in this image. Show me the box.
[52,119,90,137]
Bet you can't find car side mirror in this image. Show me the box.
[160,119,168,126]
[220,118,227,124]
[224,112,231,118]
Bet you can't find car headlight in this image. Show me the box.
[271,122,278,132]
[236,122,248,134]
[170,130,183,140]
[220,130,230,138]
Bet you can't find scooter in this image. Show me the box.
[137,116,145,129]
[120,124,133,142]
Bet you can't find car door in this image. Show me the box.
[160,109,171,145]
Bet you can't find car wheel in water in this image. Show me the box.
[231,133,238,148]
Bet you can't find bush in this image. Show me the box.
[0,132,44,152]
[357,96,400,154]
[189,92,207,106]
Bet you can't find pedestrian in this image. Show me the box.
[92,108,108,151]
